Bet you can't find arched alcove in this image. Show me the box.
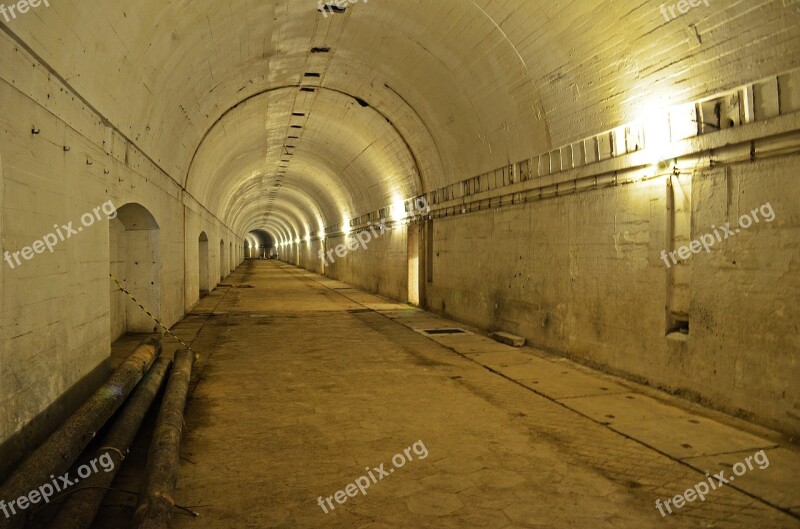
[220,239,226,281]
[199,231,210,297]
[109,203,160,340]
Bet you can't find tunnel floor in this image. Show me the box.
[101,260,799,529]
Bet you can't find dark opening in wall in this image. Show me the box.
[319,4,347,14]
[355,97,369,108]
[669,318,690,336]
[311,46,331,53]
[304,72,321,78]
[292,112,306,116]
[300,87,316,93]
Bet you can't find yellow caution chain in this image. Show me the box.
[109,273,197,358]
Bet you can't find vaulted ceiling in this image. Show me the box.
[8,0,798,240]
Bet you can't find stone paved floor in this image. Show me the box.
[125,260,797,529]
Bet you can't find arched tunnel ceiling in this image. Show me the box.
[10,0,799,236]
[188,87,421,235]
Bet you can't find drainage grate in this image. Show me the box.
[421,328,466,335]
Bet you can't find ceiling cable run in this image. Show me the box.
[262,21,335,232]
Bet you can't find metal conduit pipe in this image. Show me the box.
[48,355,173,529]
[134,349,195,529]
[0,337,162,529]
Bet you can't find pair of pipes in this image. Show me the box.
[0,338,195,529]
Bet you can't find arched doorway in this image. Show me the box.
[199,232,209,297]
[220,239,226,281]
[110,203,160,340]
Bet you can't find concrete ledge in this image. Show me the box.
[0,359,112,478]
[489,331,526,347]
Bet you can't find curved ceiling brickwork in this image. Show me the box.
[9,0,799,240]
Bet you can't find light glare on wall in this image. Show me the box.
[640,107,671,165]
[390,197,407,222]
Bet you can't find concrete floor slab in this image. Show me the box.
[468,350,541,368]
[94,262,800,529]
[510,366,631,399]
[563,392,694,423]
[611,415,777,459]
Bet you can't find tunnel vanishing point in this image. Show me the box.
[0,1,798,528]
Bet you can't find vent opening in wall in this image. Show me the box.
[319,4,347,15]
[300,87,316,93]
[668,318,690,336]
[311,46,331,53]
[304,72,321,78]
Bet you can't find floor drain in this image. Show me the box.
[347,308,373,314]
[421,328,466,335]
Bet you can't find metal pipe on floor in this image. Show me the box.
[0,337,161,529]
[47,355,173,529]
[134,349,195,529]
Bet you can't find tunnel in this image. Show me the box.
[0,1,798,528]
